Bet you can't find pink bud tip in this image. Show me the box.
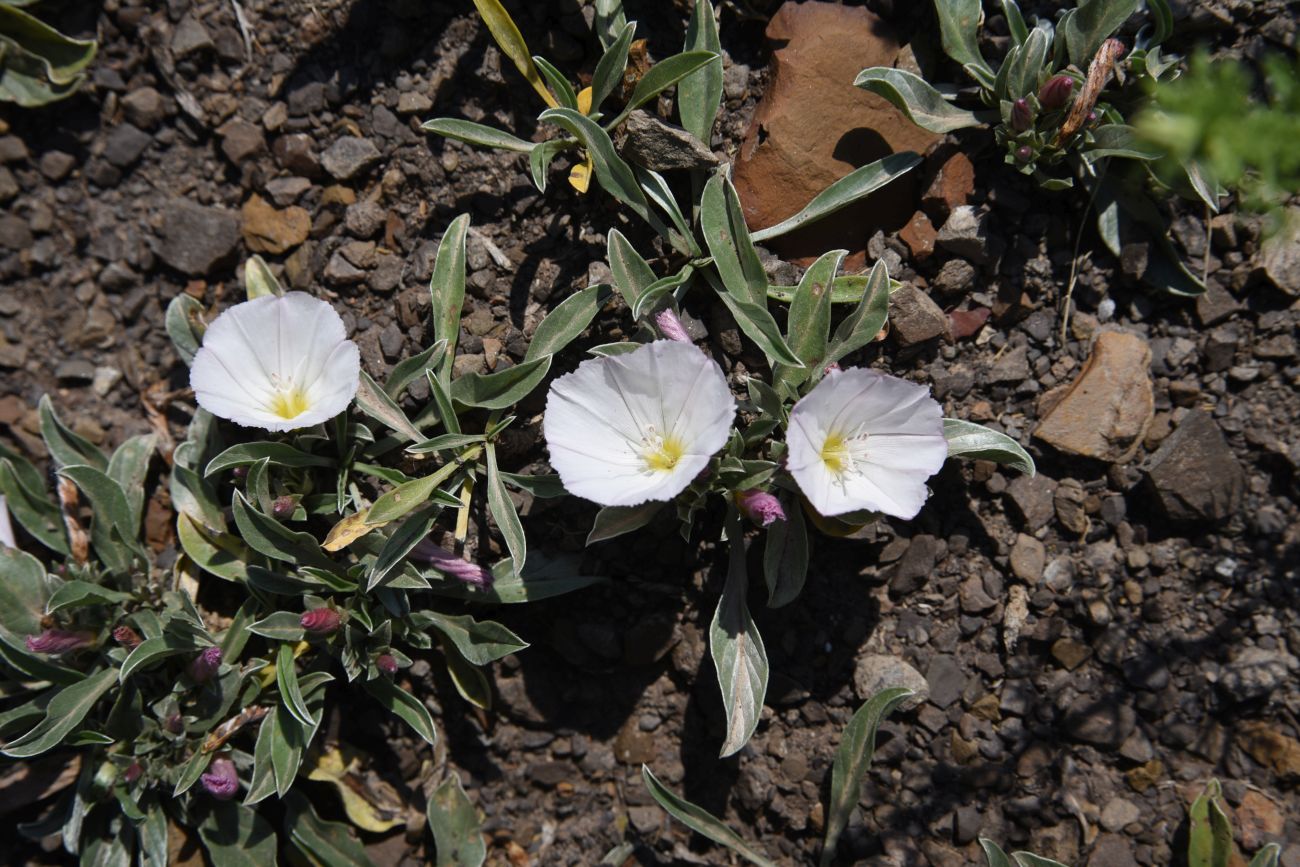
[1038,74,1075,110]
[300,608,341,635]
[165,713,184,734]
[376,654,398,675]
[189,646,222,683]
[25,629,94,654]
[123,762,143,783]
[1011,98,1033,132]
[736,489,786,528]
[1015,145,1033,163]
[411,539,494,589]
[654,309,692,344]
[271,496,295,519]
[201,756,239,800]
[113,625,142,648]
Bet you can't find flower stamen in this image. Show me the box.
[267,384,310,420]
[641,428,685,473]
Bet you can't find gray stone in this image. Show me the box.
[988,343,1030,383]
[889,284,949,346]
[932,258,976,293]
[926,655,966,709]
[56,359,96,383]
[92,366,122,397]
[122,87,166,129]
[263,176,312,206]
[853,654,928,711]
[1061,694,1135,748]
[619,110,718,172]
[1009,534,1046,583]
[0,215,33,251]
[1088,834,1140,867]
[1100,797,1141,832]
[218,118,266,164]
[273,134,321,177]
[171,15,214,58]
[0,166,16,200]
[396,91,433,115]
[102,124,151,168]
[936,206,993,264]
[1006,474,1057,531]
[379,323,404,360]
[323,250,367,286]
[345,201,385,238]
[321,136,381,181]
[38,151,75,181]
[889,534,939,595]
[1219,646,1299,703]
[156,200,241,276]
[1144,410,1244,523]
[0,135,28,163]
[952,805,982,846]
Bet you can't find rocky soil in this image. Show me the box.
[1,0,1298,864]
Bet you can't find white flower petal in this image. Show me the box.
[190,292,360,432]
[0,495,15,549]
[787,367,947,519]
[544,341,735,507]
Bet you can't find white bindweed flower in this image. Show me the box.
[544,341,736,507]
[0,495,14,549]
[190,292,360,433]
[786,368,947,520]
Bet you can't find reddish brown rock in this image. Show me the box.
[899,210,937,260]
[921,147,976,223]
[1034,331,1154,462]
[1237,790,1284,851]
[241,194,310,255]
[731,1,940,267]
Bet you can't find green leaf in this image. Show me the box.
[0,3,96,107]
[425,611,528,665]
[1188,779,1235,867]
[531,56,578,110]
[58,465,140,572]
[385,341,447,400]
[441,637,492,710]
[1001,0,1028,45]
[119,630,205,683]
[0,457,66,554]
[943,418,1036,475]
[631,265,694,321]
[714,290,804,368]
[485,445,526,574]
[272,704,308,797]
[232,490,338,572]
[283,790,378,867]
[525,284,612,361]
[633,165,696,251]
[248,612,307,643]
[780,249,847,386]
[853,68,987,135]
[243,254,283,299]
[368,448,478,525]
[606,229,656,309]
[1145,0,1173,47]
[367,504,442,592]
[362,677,437,745]
[1000,23,1051,99]
[1012,854,1071,867]
[528,139,569,193]
[587,502,662,545]
[431,214,471,387]
[420,118,537,153]
[205,442,333,477]
[2,668,118,758]
[277,643,318,727]
[679,0,723,144]
[140,802,169,867]
[762,499,807,608]
[165,294,205,366]
[604,51,720,130]
[934,0,993,83]
[407,433,486,455]
[500,472,566,498]
[197,803,279,867]
[1083,124,1163,163]
[640,765,777,867]
[980,839,1015,867]
[1249,845,1282,867]
[711,512,768,757]
[470,0,558,107]
[820,686,914,867]
[428,774,487,867]
[753,151,925,242]
[451,356,551,410]
[45,580,131,614]
[594,0,627,51]
[0,544,50,644]
[591,20,634,112]
[39,395,107,471]
[355,370,424,442]
[426,551,604,604]
[825,261,892,367]
[107,433,155,532]
[700,174,768,306]
[1064,0,1137,68]
[177,513,250,582]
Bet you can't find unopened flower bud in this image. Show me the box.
[189,646,222,683]
[1105,38,1125,60]
[113,625,142,648]
[165,713,184,734]
[411,540,494,589]
[123,761,143,783]
[271,496,295,519]
[1015,145,1034,163]
[201,756,239,800]
[231,466,248,480]
[736,489,786,528]
[1011,98,1033,132]
[655,309,692,344]
[1087,110,1098,124]
[300,608,341,635]
[1038,75,1074,110]
[25,629,94,655]
[376,654,398,675]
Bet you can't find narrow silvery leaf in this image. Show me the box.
[714,290,804,368]
[355,371,424,442]
[587,502,662,545]
[607,229,655,308]
[781,249,847,385]
[367,503,442,592]
[470,0,557,107]
[2,668,118,758]
[525,284,612,361]
[641,765,778,867]
[0,545,51,643]
[820,687,914,867]
[825,261,892,367]
[205,442,332,477]
[0,457,66,555]
[935,0,993,83]
[243,255,284,299]
[591,21,634,112]
[1082,124,1162,163]
[853,68,987,135]
[603,51,719,130]
[678,0,723,144]
[368,449,478,525]
[943,419,1036,476]
[165,293,205,366]
[531,56,578,110]
[700,173,767,306]
[197,803,279,867]
[752,151,925,242]
[631,266,694,321]
[424,610,528,665]
[1002,24,1050,98]
[426,552,604,604]
[283,791,378,867]
[528,139,569,193]
[277,642,316,727]
[384,340,446,400]
[1013,853,1072,867]
[763,500,807,608]
[593,0,628,50]
[633,166,695,251]
[39,395,107,471]
[431,214,470,387]
[232,490,338,572]
[107,434,156,532]
[1248,845,1282,867]
[428,774,487,867]
[450,356,551,409]
[362,677,437,745]
[1001,0,1028,45]
[1063,0,1138,68]
[486,445,526,574]
[58,465,139,571]
[980,839,1015,867]
[711,514,768,757]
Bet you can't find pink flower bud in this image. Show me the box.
[113,625,142,648]
[411,540,494,589]
[1015,145,1034,163]
[300,608,341,635]
[189,646,222,683]
[376,654,398,675]
[735,490,786,527]
[655,309,692,344]
[201,756,239,800]
[25,629,94,654]
[123,762,143,783]
[1011,98,1033,132]
[165,713,184,734]
[231,466,248,480]
[271,496,295,519]
[1038,75,1074,110]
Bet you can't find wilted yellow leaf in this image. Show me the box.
[576,85,593,115]
[471,0,558,108]
[308,746,408,833]
[568,153,594,194]
[323,509,385,551]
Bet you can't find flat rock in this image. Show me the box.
[1009,534,1046,583]
[1035,331,1153,462]
[1259,205,1299,295]
[936,205,995,264]
[241,194,309,255]
[102,124,151,168]
[218,118,266,164]
[926,655,966,709]
[1143,410,1244,523]
[619,110,717,171]
[731,1,939,267]
[321,136,381,181]
[1218,646,1298,702]
[853,654,929,711]
[1088,835,1140,867]
[1061,694,1135,748]
[921,148,975,223]
[156,200,240,275]
[889,283,949,346]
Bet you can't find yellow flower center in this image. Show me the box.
[267,386,310,420]
[642,435,685,473]
[821,432,849,474]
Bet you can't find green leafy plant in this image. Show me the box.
[0,0,96,106]
[857,0,1214,296]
